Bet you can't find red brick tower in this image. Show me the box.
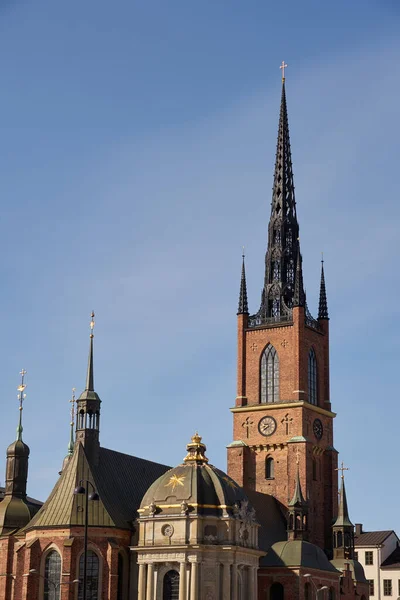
[227,78,338,554]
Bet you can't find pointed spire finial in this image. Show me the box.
[67,388,76,456]
[318,257,329,320]
[333,461,353,528]
[86,311,95,391]
[237,250,249,315]
[288,462,307,507]
[16,369,27,441]
[280,61,288,82]
[293,245,305,307]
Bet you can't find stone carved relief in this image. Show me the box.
[233,499,256,523]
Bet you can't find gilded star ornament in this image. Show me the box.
[165,474,186,492]
[222,476,238,489]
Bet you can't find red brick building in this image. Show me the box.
[227,78,369,599]
[0,76,371,600]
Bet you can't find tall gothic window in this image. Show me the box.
[308,348,318,405]
[261,344,279,403]
[44,550,61,600]
[163,570,180,600]
[78,551,99,600]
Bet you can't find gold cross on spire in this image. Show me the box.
[335,461,349,479]
[17,369,27,407]
[295,448,301,465]
[280,61,288,81]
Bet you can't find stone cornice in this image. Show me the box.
[231,401,336,419]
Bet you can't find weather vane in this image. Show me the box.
[16,369,27,440]
[280,61,288,81]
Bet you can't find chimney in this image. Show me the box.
[355,523,363,536]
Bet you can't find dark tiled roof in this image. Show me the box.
[244,490,287,566]
[26,444,170,531]
[92,447,170,527]
[381,546,400,569]
[354,530,394,547]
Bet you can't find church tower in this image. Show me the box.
[227,70,338,553]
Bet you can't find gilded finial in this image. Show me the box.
[184,432,209,464]
[16,369,27,441]
[90,311,95,338]
[242,246,245,259]
[280,60,288,82]
[321,251,324,264]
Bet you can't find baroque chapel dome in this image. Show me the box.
[139,433,253,518]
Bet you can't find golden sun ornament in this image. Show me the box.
[165,474,185,492]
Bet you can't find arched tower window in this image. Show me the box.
[44,550,61,600]
[78,550,99,600]
[163,570,180,600]
[260,344,279,403]
[270,582,284,600]
[266,457,274,479]
[308,348,318,405]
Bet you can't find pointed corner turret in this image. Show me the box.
[332,463,355,560]
[237,252,249,315]
[76,312,101,465]
[318,258,329,320]
[287,461,308,541]
[334,471,353,529]
[293,246,305,308]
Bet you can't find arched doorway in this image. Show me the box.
[270,582,284,600]
[163,570,180,600]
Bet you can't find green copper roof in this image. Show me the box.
[25,443,170,531]
[330,559,367,583]
[333,476,353,528]
[264,540,339,573]
[288,466,307,507]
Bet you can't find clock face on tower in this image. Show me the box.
[313,418,323,440]
[258,416,277,437]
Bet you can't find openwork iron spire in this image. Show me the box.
[318,258,329,319]
[237,253,249,315]
[250,76,302,325]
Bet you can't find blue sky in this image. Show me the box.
[0,0,399,533]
